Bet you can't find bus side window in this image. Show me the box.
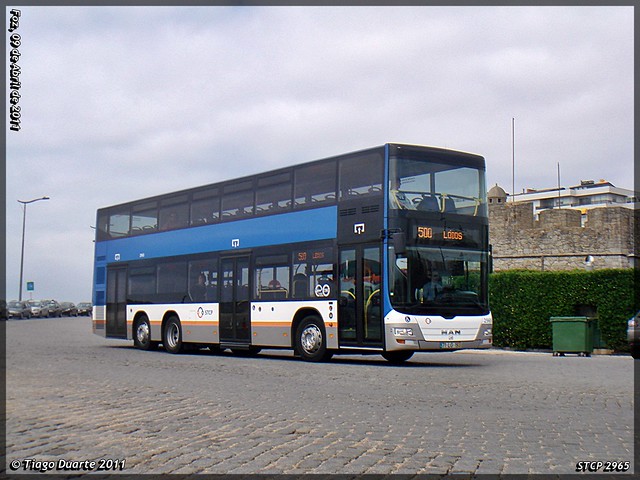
[255,257,290,300]
[191,188,220,226]
[294,247,335,299]
[188,259,217,303]
[256,172,292,214]
[338,152,383,199]
[294,160,337,207]
[222,182,254,219]
[207,269,219,302]
[131,201,158,235]
[157,261,188,303]
[108,211,131,238]
[128,267,156,304]
[292,273,308,299]
[159,194,189,231]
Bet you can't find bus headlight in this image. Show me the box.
[484,328,492,336]
[393,327,414,337]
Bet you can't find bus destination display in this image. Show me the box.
[413,223,483,248]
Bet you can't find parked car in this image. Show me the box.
[60,302,78,316]
[42,299,62,317]
[27,300,49,318]
[628,311,639,359]
[77,302,93,316]
[7,300,32,319]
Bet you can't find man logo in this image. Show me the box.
[441,329,461,335]
[354,223,365,235]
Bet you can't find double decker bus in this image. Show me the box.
[92,143,492,363]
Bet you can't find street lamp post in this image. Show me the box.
[18,196,49,302]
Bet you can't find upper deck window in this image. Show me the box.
[256,172,292,214]
[294,160,337,207]
[108,210,130,238]
[222,180,254,219]
[339,152,383,200]
[97,208,129,240]
[131,201,158,235]
[191,187,220,226]
[159,194,189,231]
[390,155,487,216]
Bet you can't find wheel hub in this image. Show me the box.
[167,324,180,348]
[301,325,322,354]
[136,322,150,344]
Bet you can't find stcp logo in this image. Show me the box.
[197,307,213,318]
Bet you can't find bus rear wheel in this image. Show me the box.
[382,350,414,364]
[133,314,156,350]
[163,316,183,354]
[295,316,332,362]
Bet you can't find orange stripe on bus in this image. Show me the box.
[251,322,292,328]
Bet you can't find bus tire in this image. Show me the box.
[133,314,156,351]
[382,350,414,364]
[163,316,183,354]
[295,316,330,362]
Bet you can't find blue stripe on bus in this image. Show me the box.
[95,205,338,264]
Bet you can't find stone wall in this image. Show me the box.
[488,202,638,271]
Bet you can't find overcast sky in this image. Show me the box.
[5,5,634,303]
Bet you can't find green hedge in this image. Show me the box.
[489,269,638,351]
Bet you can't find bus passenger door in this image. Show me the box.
[219,256,251,344]
[338,245,383,347]
[106,265,128,338]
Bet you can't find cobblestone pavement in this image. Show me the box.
[5,317,635,475]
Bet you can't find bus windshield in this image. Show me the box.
[389,156,487,216]
[389,246,489,316]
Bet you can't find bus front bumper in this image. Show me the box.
[385,313,493,352]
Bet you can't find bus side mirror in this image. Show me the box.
[393,231,407,257]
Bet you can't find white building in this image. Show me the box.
[490,180,637,219]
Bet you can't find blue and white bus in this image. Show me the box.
[92,143,492,363]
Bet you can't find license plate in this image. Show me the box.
[440,342,461,349]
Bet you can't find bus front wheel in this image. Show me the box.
[133,314,156,351]
[163,316,183,354]
[295,316,332,362]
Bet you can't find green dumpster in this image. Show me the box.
[550,316,595,357]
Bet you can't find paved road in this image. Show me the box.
[5,317,635,475]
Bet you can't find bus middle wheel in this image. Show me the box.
[163,316,183,354]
